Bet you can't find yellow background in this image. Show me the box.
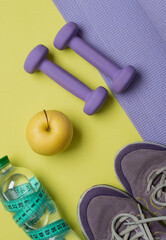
[0,0,142,239]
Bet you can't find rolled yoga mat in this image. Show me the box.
[53,0,166,145]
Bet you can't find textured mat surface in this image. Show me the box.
[138,0,166,43]
[53,0,166,145]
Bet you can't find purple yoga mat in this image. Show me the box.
[52,0,166,145]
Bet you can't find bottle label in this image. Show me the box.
[0,177,70,239]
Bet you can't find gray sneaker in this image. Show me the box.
[115,142,166,219]
[77,185,166,240]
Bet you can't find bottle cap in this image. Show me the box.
[0,156,10,170]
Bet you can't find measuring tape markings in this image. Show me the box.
[1,177,69,239]
[3,187,56,215]
[3,176,40,206]
[30,177,56,214]
[4,183,34,202]
[2,190,39,212]
[27,219,70,240]
[13,185,47,227]
[2,188,56,228]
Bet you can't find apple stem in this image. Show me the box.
[43,110,51,132]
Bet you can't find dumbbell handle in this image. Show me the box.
[39,59,92,101]
[69,36,120,78]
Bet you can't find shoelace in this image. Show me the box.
[111,204,166,240]
[147,166,166,206]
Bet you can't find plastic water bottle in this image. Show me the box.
[0,156,80,240]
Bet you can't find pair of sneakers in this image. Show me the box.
[77,142,166,240]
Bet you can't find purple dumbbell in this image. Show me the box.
[54,22,136,93]
[24,45,108,115]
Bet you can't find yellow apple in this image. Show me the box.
[26,110,73,155]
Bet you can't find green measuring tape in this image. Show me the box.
[13,185,47,227]
[27,219,70,240]
[0,177,70,240]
